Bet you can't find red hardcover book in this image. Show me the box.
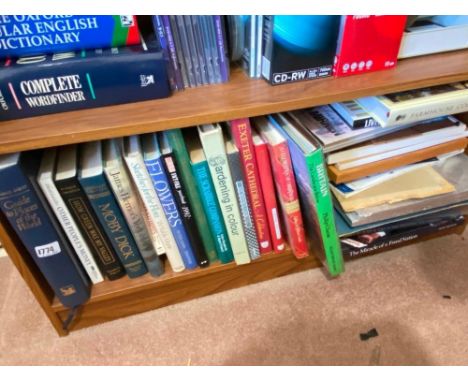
[252,131,285,253]
[334,15,407,77]
[254,118,308,259]
[230,118,272,253]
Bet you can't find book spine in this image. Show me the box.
[104,160,164,277]
[139,198,166,255]
[161,15,184,90]
[164,129,217,262]
[144,156,198,270]
[0,44,170,121]
[199,128,250,265]
[124,152,185,272]
[153,15,177,91]
[342,217,465,259]
[55,177,126,280]
[162,153,210,267]
[213,16,229,82]
[79,174,148,278]
[267,141,308,259]
[191,161,234,264]
[169,15,189,88]
[38,166,104,284]
[230,118,272,253]
[0,16,141,58]
[0,157,90,308]
[226,150,261,260]
[306,150,344,276]
[254,140,285,252]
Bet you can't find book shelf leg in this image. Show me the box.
[0,219,69,337]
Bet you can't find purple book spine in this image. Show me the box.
[162,15,184,90]
[213,16,229,82]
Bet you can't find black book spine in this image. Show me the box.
[162,153,209,267]
[55,177,126,280]
[342,216,465,260]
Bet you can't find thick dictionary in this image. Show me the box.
[0,15,141,58]
[0,34,170,121]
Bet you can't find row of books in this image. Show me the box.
[0,112,347,308]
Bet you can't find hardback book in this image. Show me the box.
[288,105,410,154]
[123,135,185,273]
[327,137,468,184]
[326,116,466,166]
[229,118,272,253]
[0,151,91,308]
[337,153,468,227]
[254,116,309,260]
[0,34,170,121]
[330,100,380,129]
[398,16,468,59]
[0,15,141,58]
[265,113,344,276]
[261,15,341,85]
[54,145,125,280]
[225,138,261,260]
[198,124,250,265]
[37,148,104,284]
[252,131,285,253]
[141,133,197,270]
[357,82,468,128]
[334,16,407,77]
[186,129,234,264]
[159,133,210,267]
[333,166,455,213]
[102,138,164,277]
[164,129,217,262]
[78,141,148,279]
[341,213,465,259]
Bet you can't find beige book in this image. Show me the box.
[335,166,455,212]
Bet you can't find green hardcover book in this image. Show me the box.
[265,113,344,277]
[163,129,218,262]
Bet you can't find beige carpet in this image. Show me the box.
[0,229,467,366]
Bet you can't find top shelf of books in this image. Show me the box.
[1,49,468,155]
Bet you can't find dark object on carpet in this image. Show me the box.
[360,328,379,341]
[443,295,452,299]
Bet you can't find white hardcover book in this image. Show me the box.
[198,124,250,265]
[123,136,185,273]
[103,139,164,277]
[37,149,104,284]
[357,82,468,128]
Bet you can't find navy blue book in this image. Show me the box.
[141,133,198,269]
[0,34,171,121]
[0,151,90,308]
[78,141,148,279]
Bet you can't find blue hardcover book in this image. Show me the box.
[0,151,90,308]
[0,15,141,58]
[78,141,148,279]
[0,34,171,121]
[142,133,198,269]
[185,130,234,264]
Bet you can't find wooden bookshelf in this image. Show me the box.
[0,50,468,336]
[1,49,468,155]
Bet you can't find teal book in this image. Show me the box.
[188,133,234,264]
[163,129,218,262]
[78,141,148,278]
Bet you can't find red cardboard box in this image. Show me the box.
[334,15,407,77]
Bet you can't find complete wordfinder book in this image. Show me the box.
[0,34,170,121]
[0,15,141,58]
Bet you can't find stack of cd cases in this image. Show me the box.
[152,16,230,90]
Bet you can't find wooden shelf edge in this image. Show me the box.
[2,50,468,154]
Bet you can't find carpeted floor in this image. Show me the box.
[0,229,467,366]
